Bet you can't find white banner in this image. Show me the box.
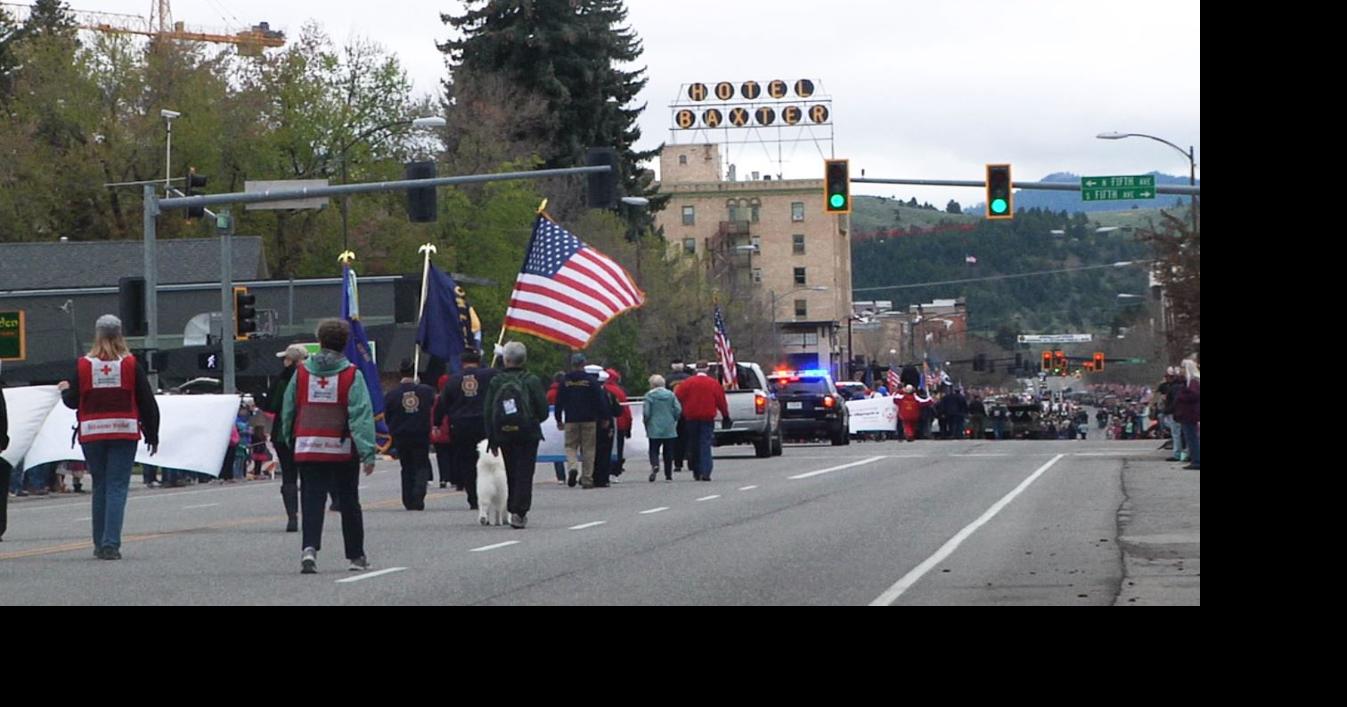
[846,396,899,433]
[23,394,241,476]
[1,385,61,467]
[1017,334,1093,343]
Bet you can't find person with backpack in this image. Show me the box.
[483,341,549,529]
[643,374,682,482]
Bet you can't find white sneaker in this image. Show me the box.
[301,547,317,574]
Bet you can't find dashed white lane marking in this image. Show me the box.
[696,495,720,502]
[638,507,669,515]
[953,454,1011,457]
[470,541,520,553]
[738,485,759,491]
[870,454,1066,606]
[788,456,887,480]
[74,517,90,522]
[336,567,407,584]
[183,503,220,510]
[569,521,607,530]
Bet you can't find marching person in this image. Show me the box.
[280,319,377,574]
[266,344,308,532]
[604,368,632,478]
[556,353,606,489]
[1175,358,1200,471]
[58,315,160,561]
[893,385,934,442]
[384,359,436,511]
[1,375,9,542]
[674,361,730,481]
[435,349,497,510]
[643,374,682,482]
[483,341,549,529]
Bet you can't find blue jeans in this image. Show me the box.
[83,440,138,551]
[1164,415,1185,458]
[687,421,715,479]
[1180,422,1199,467]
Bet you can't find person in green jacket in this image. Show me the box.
[281,319,377,574]
[483,341,549,529]
[643,374,682,482]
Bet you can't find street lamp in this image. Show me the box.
[160,109,181,191]
[336,115,447,250]
[1096,131,1198,232]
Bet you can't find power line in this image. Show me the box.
[852,261,1151,294]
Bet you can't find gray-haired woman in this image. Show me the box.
[58,315,161,560]
[643,374,682,482]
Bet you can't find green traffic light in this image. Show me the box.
[830,194,846,209]
[991,198,1008,214]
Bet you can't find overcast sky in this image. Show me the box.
[90,0,1200,205]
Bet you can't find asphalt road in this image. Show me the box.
[0,438,1193,605]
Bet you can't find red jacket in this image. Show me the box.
[604,369,633,433]
[893,392,934,423]
[675,373,730,423]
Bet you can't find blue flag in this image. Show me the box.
[416,264,467,374]
[341,263,392,452]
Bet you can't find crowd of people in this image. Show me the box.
[0,310,1201,571]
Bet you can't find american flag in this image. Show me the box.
[503,215,645,349]
[887,368,900,393]
[713,305,737,390]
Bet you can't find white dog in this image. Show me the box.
[475,439,509,526]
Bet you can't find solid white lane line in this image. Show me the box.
[470,541,521,553]
[953,454,1011,457]
[738,485,759,491]
[639,507,669,515]
[569,521,607,530]
[788,456,887,480]
[870,454,1066,606]
[336,567,407,584]
[696,495,721,502]
[183,503,220,509]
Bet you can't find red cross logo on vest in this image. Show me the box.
[317,377,330,388]
[101,364,113,376]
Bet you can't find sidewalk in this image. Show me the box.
[1113,455,1200,606]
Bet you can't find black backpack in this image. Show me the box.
[492,375,534,443]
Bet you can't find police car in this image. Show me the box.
[768,369,850,446]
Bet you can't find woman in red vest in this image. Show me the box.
[58,315,160,561]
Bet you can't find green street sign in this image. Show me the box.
[1125,358,1146,364]
[0,310,27,361]
[1081,175,1157,201]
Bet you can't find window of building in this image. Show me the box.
[750,203,761,223]
[795,299,807,318]
[678,155,688,165]
[751,235,762,253]
[682,205,695,226]
[794,267,807,286]
[683,238,696,255]
[752,268,763,283]
[793,234,805,255]
[791,202,805,222]
[782,332,819,347]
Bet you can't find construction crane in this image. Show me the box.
[1,1,285,56]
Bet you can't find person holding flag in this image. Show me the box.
[338,253,392,456]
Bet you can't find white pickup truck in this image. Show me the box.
[705,362,783,458]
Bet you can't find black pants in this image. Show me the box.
[946,415,965,440]
[451,418,486,507]
[276,441,298,519]
[673,417,688,470]
[649,438,675,478]
[299,460,364,560]
[0,460,10,539]
[594,426,614,485]
[433,443,453,486]
[501,440,539,517]
[613,432,626,476]
[396,439,430,511]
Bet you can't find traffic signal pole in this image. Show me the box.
[219,210,236,395]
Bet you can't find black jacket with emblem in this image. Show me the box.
[385,381,436,442]
[434,366,499,427]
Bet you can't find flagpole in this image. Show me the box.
[491,202,549,368]
[413,243,437,380]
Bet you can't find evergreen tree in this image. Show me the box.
[439,0,658,203]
